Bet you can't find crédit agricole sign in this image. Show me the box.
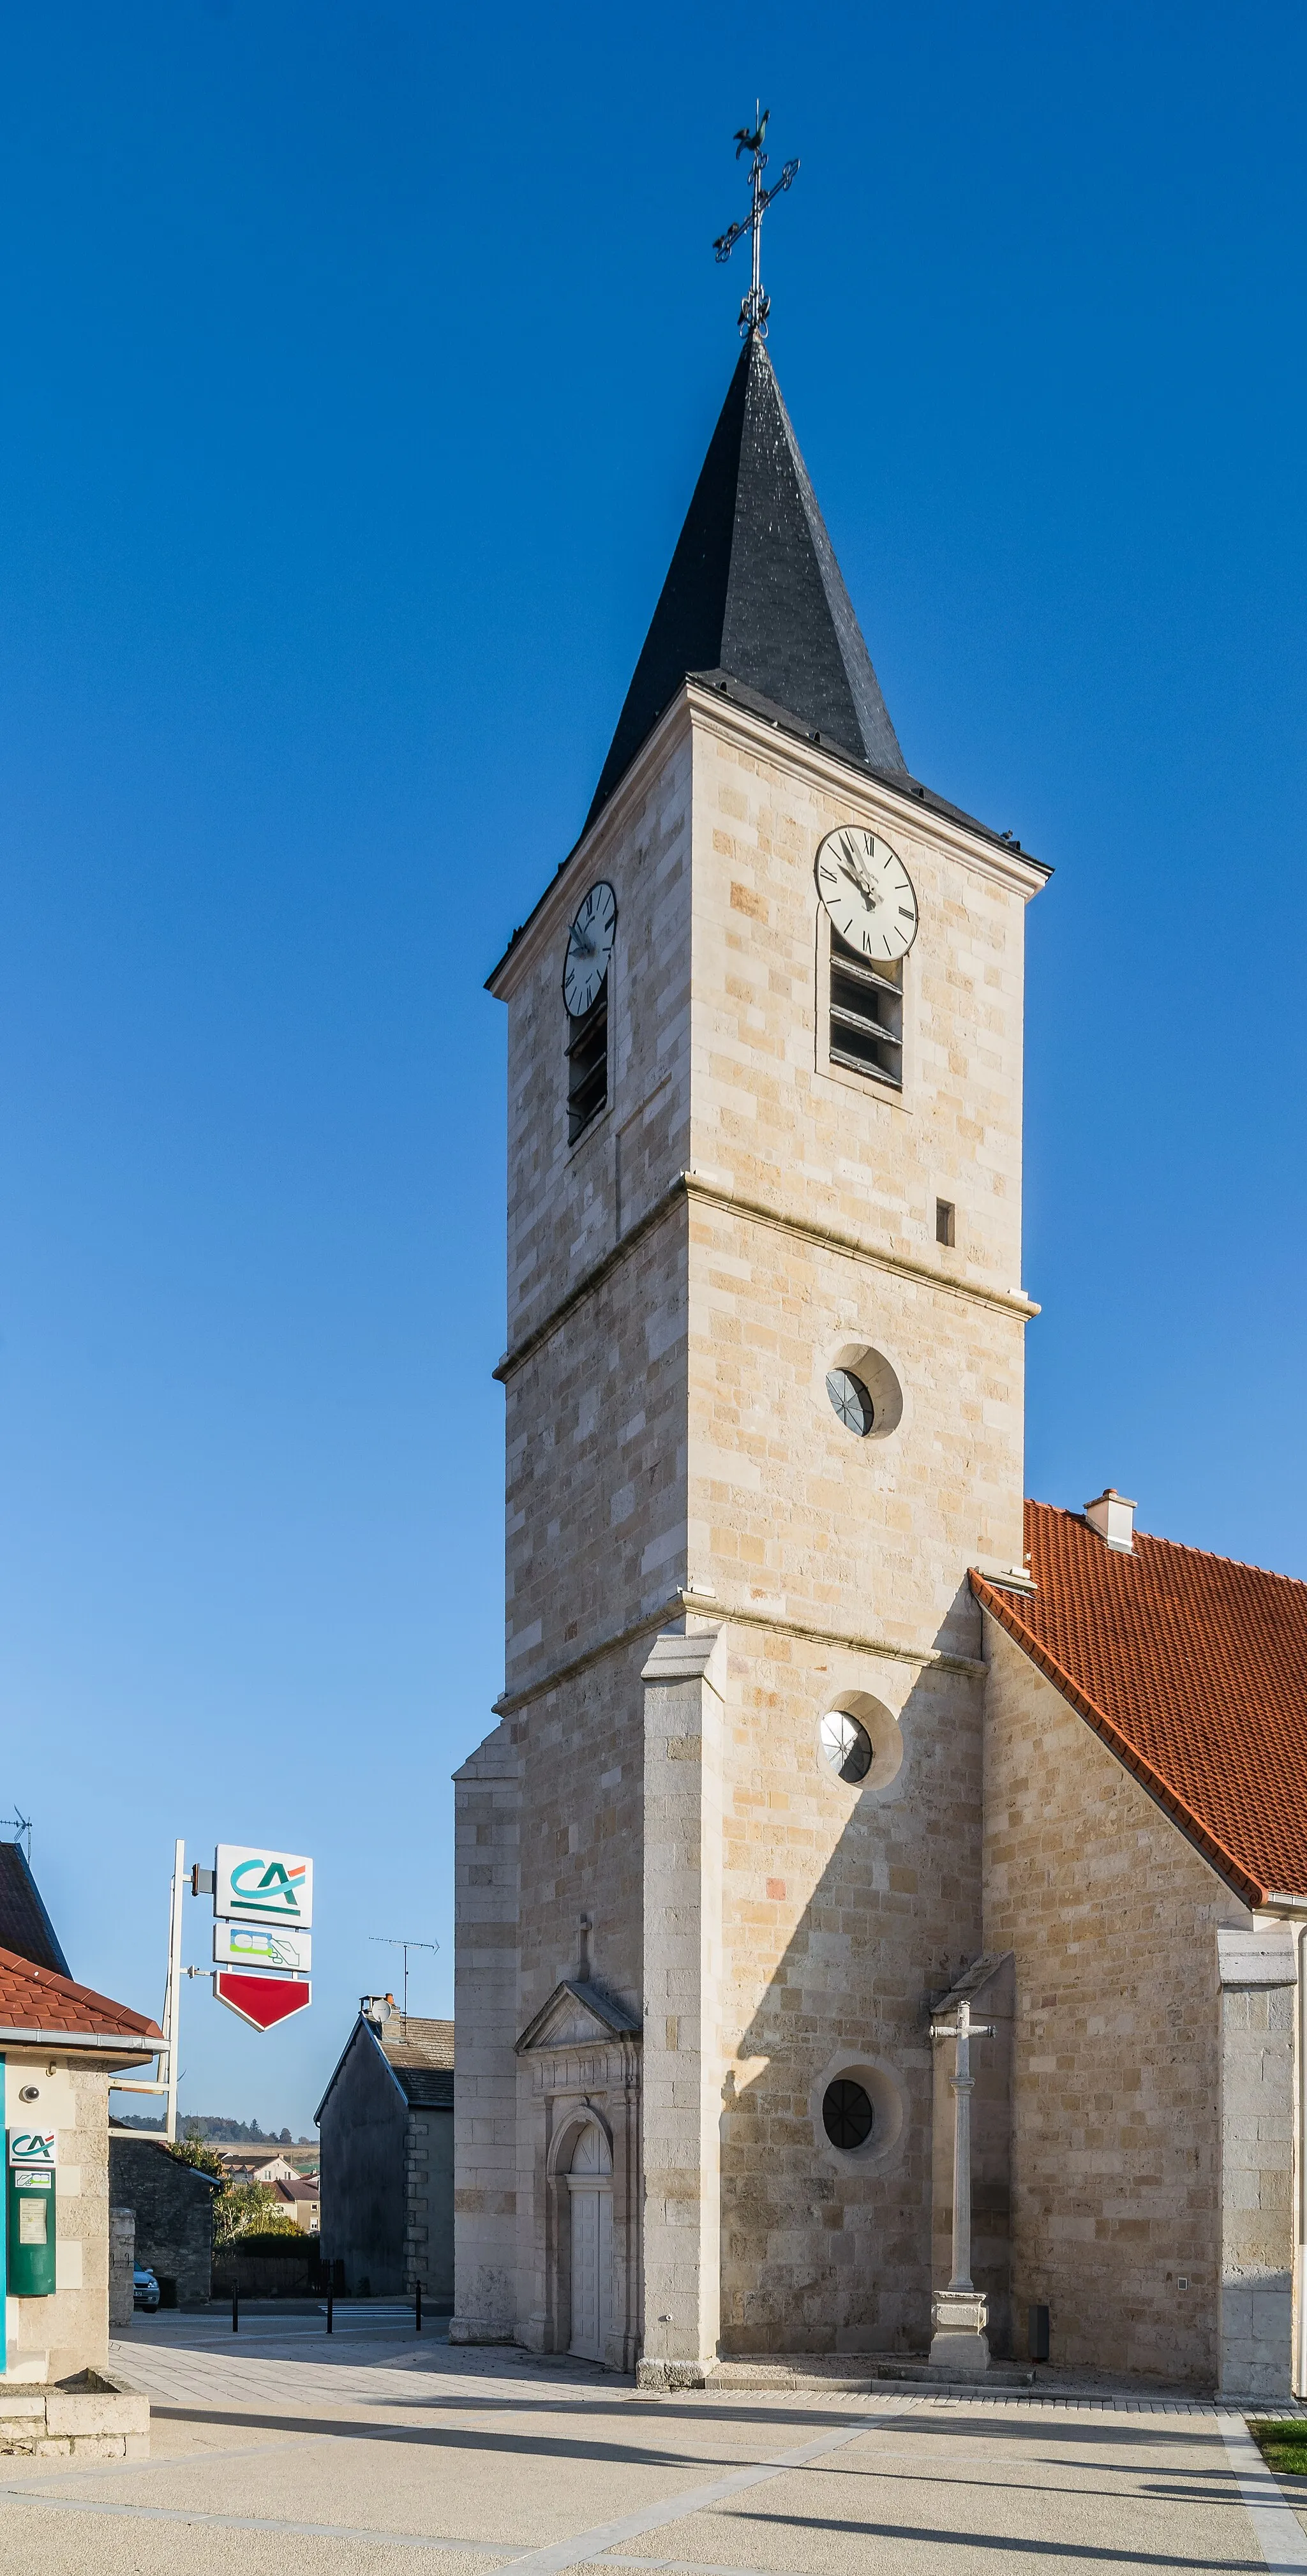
[215,1846,313,1928]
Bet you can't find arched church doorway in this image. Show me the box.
[567,2120,612,2362]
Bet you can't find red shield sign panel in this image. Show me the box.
[214,1972,311,2032]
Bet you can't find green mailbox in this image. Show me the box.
[6,2131,57,2298]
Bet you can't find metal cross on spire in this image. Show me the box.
[713,107,799,338]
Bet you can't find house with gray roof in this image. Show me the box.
[316,2004,453,2302]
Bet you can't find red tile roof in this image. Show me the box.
[971,1500,1307,1911]
[0,1942,161,2046]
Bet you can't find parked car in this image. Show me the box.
[133,2265,160,2311]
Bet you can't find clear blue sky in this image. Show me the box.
[1,4,1303,2136]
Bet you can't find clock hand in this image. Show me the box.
[570,926,596,957]
[840,857,879,907]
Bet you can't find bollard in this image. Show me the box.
[232,2291,239,2334]
[415,2282,422,2334]
[326,2290,333,2335]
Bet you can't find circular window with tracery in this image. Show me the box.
[822,2079,874,2150]
[825,1368,874,1436]
[819,1710,872,1783]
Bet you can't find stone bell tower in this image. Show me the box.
[452,324,1047,2377]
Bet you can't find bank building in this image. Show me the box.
[451,201,1307,2397]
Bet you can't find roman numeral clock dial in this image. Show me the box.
[562,880,617,1016]
[815,826,919,962]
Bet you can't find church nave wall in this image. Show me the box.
[982,1616,1244,2388]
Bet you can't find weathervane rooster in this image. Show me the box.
[714,104,799,337]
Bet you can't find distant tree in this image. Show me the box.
[280,2127,292,2143]
[168,2140,297,2245]
[172,2132,224,2180]
[213,2179,296,2247]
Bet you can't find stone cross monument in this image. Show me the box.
[929,1996,994,2376]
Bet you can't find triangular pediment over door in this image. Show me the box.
[514,1979,641,2056]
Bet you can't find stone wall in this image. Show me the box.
[108,2137,216,2303]
[687,709,1033,1344]
[717,1632,984,2356]
[1217,1924,1296,2398]
[405,2099,454,2305]
[108,2207,135,2330]
[4,2058,112,2379]
[682,712,1035,2360]
[452,1722,521,2341]
[499,729,692,1367]
[982,1612,1251,2386]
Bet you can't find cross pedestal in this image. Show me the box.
[929,1997,994,2378]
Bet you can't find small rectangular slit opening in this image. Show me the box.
[936,1198,955,1247]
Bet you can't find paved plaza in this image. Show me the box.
[0,2310,1302,2573]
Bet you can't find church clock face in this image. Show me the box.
[815,827,918,963]
[562,881,617,1016]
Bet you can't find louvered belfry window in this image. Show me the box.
[828,927,904,1088]
[567,990,609,1142]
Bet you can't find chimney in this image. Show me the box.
[1084,1489,1136,1554]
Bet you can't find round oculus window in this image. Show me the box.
[819,1710,872,1783]
[822,2079,874,2150]
[825,1368,874,1436]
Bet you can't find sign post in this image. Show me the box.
[108,1838,184,2142]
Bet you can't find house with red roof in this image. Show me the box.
[0,1848,160,2388]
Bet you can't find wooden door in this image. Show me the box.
[567,2122,612,2362]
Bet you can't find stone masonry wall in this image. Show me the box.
[108,2207,135,2329]
[684,710,1037,2355]
[459,722,699,2346]
[717,1629,983,2355]
[452,1722,520,2341]
[982,1614,1251,2386]
[405,2102,454,2306]
[688,713,1033,1348]
[4,2059,112,2379]
[500,733,692,1367]
[1217,1926,1296,2399]
[108,2136,216,2302]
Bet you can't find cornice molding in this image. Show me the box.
[487,701,694,1000]
[682,682,1050,902]
[495,1168,1037,1384]
[493,1584,983,1717]
[486,681,1047,1000]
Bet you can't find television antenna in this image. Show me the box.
[368,1935,438,2030]
[0,1810,33,1865]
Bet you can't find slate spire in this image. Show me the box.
[586,333,906,828]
